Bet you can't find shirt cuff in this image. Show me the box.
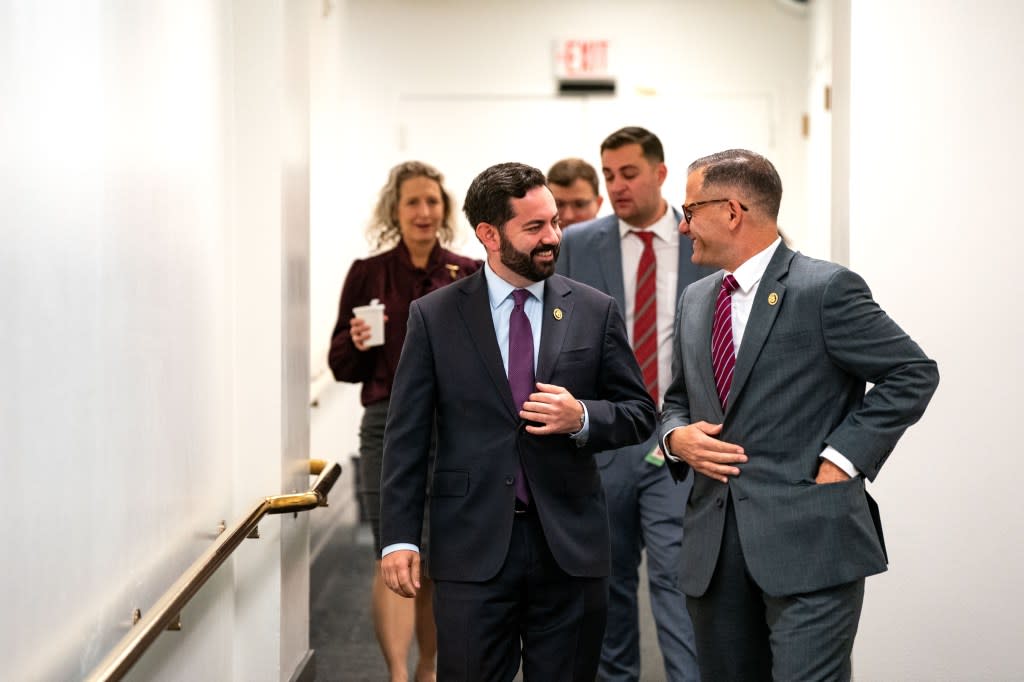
[820,446,861,478]
[663,426,682,462]
[569,401,590,446]
[381,542,419,559]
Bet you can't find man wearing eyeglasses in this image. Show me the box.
[557,127,711,682]
[662,149,938,681]
[547,157,603,227]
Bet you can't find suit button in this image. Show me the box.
[505,476,514,486]
[715,497,724,508]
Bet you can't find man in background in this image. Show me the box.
[664,148,938,681]
[547,157,603,227]
[557,127,709,681]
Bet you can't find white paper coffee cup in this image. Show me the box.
[352,298,385,347]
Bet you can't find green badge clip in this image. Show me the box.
[644,447,665,467]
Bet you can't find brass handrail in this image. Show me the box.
[85,458,342,682]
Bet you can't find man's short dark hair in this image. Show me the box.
[464,162,548,230]
[547,158,600,196]
[688,149,783,220]
[600,126,665,164]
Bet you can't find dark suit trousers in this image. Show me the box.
[686,495,865,682]
[432,508,608,681]
[599,435,698,682]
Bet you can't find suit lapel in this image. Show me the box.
[726,245,794,418]
[457,270,518,418]
[596,218,627,311]
[692,278,725,421]
[536,275,573,383]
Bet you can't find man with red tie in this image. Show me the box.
[557,127,711,681]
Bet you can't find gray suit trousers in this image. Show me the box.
[686,495,864,682]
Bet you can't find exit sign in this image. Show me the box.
[554,39,612,81]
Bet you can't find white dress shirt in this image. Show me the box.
[618,205,679,410]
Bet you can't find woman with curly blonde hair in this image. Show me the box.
[329,161,480,681]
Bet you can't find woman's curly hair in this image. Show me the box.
[366,160,457,251]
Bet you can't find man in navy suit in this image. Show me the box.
[557,127,710,681]
[380,162,656,681]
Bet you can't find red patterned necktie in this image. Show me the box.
[632,230,658,405]
[712,274,740,409]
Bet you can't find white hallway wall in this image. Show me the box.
[1,2,313,680]
[841,2,1024,679]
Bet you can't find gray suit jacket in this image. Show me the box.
[661,244,939,597]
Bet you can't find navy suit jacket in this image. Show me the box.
[380,270,656,581]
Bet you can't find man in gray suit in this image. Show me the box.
[558,127,710,681]
[662,149,939,681]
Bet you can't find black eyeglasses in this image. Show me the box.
[555,198,596,211]
[681,198,748,224]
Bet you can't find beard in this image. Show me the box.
[499,233,559,282]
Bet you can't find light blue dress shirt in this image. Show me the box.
[483,262,544,375]
[382,263,589,558]
[481,263,589,441]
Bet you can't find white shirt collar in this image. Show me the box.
[730,236,783,294]
[617,201,678,243]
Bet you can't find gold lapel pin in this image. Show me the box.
[445,264,460,280]
[767,292,779,306]
[553,308,564,320]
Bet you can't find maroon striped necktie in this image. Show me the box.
[632,230,658,405]
[712,274,740,409]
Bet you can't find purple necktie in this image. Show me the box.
[712,274,740,409]
[508,289,534,505]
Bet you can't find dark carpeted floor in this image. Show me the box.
[310,522,662,681]
[310,523,394,681]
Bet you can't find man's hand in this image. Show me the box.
[521,382,583,435]
[380,549,420,598]
[815,458,851,485]
[665,421,747,483]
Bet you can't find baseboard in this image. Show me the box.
[288,649,316,682]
